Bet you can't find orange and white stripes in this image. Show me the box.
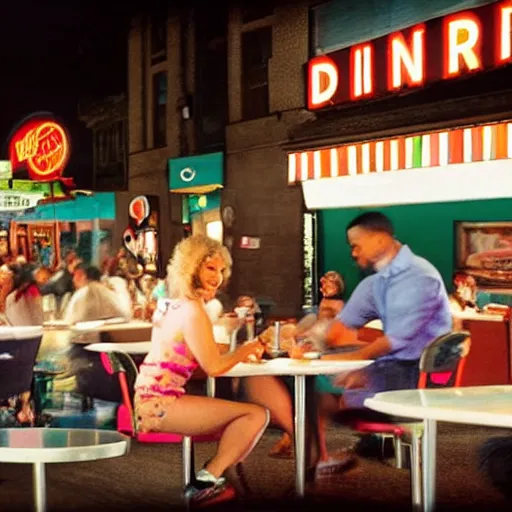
[287,122,512,184]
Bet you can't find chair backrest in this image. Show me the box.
[418,330,471,389]
[0,326,43,399]
[101,351,139,433]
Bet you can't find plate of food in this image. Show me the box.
[302,351,321,360]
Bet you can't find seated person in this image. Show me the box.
[4,263,43,326]
[63,264,131,325]
[449,271,479,330]
[320,212,452,429]
[134,235,268,505]
[240,271,353,468]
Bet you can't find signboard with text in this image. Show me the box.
[8,114,71,181]
[307,0,512,110]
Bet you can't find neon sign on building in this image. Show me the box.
[8,117,70,182]
[307,0,512,110]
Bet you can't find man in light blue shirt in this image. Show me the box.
[322,211,452,407]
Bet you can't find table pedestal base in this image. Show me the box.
[294,375,306,497]
[33,462,46,512]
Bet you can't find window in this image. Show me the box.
[94,120,127,190]
[195,7,228,151]
[152,72,167,148]
[241,5,274,24]
[150,8,167,64]
[241,27,272,120]
[310,0,494,56]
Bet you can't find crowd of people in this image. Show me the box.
[0,248,162,328]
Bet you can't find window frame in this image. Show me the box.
[241,26,273,121]
[152,71,167,148]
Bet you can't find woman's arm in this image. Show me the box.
[181,300,263,377]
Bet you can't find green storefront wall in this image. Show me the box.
[319,198,512,298]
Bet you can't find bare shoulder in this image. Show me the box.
[180,298,208,321]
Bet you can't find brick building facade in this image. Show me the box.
[126,3,313,316]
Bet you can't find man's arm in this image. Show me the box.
[322,332,391,360]
[322,276,378,351]
[323,276,446,361]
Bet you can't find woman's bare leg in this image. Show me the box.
[242,375,294,435]
[317,413,329,461]
[156,395,269,478]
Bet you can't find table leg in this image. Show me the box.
[207,377,216,398]
[33,462,47,512]
[294,375,306,497]
[422,419,437,512]
[410,426,423,511]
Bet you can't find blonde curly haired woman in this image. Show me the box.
[134,235,269,506]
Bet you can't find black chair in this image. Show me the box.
[0,326,43,426]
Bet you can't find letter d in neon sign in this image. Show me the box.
[307,55,339,110]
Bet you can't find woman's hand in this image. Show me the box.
[237,339,265,362]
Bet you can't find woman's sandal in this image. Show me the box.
[314,450,358,479]
[268,432,294,459]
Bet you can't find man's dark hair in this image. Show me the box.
[346,211,394,236]
[85,266,102,282]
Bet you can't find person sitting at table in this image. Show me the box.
[4,263,44,326]
[40,249,81,317]
[101,257,134,320]
[449,271,479,330]
[240,270,352,473]
[133,235,268,506]
[317,212,452,429]
[62,264,131,325]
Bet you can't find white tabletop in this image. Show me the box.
[71,319,151,333]
[221,358,372,377]
[0,428,129,463]
[85,342,152,355]
[452,311,505,322]
[0,326,43,341]
[365,385,512,428]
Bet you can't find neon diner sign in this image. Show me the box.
[8,118,70,181]
[307,0,512,110]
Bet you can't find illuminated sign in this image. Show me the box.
[9,117,70,181]
[307,1,512,110]
[0,161,12,180]
[0,192,45,212]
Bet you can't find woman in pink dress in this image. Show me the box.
[134,235,269,506]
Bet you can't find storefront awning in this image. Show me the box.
[14,192,116,221]
[288,121,512,209]
[168,152,224,194]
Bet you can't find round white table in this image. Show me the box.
[85,342,152,355]
[365,385,512,512]
[0,427,130,512]
[71,320,151,333]
[216,358,373,497]
[0,326,43,340]
[81,341,371,498]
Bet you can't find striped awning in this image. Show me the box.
[288,122,512,184]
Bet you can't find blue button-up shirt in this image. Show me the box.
[338,245,452,361]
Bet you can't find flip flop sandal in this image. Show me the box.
[315,453,357,478]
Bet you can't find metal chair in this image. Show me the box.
[0,326,44,425]
[345,331,471,509]
[99,350,221,487]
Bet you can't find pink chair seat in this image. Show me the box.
[352,419,406,436]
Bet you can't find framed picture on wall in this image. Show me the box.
[455,221,512,288]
